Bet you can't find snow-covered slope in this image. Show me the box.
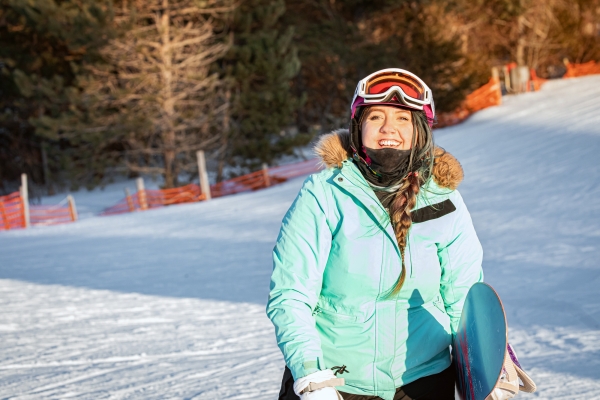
[1,75,599,399]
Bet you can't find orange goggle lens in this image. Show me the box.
[364,72,426,101]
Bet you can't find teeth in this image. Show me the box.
[379,140,399,146]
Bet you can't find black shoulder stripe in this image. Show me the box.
[411,199,456,224]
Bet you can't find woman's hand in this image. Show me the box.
[293,369,345,400]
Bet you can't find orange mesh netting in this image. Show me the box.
[529,69,547,91]
[210,170,274,198]
[102,183,206,216]
[30,198,76,227]
[211,159,322,198]
[268,159,322,181]
[564,61,600,78]
[0,192,25,230]
[436,78,502,128]
[102,160,323,215]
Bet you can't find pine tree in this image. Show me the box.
[0,0,113,192]
[217,0,304,179]
[39,0,234,188]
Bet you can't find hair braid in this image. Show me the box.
[389,172,422,295]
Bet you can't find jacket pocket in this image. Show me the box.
[313,305,358,323]
[432,296,447,314]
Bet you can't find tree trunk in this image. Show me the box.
[516,15,526,66]
[217,89,231,182]
[159,0,177,188]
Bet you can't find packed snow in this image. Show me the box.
[1,76,599,399]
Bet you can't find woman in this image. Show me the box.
[266,69,482,400]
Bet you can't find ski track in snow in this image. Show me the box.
[1,76,600,399]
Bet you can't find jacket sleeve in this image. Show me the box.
[266,174,332,380]
[437,190,484,336]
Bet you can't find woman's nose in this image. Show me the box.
[380,118,397,134]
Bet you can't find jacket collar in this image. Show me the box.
[314,129,464,191]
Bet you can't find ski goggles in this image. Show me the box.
[351,69,435,118]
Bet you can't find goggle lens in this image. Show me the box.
[365,72,426,101]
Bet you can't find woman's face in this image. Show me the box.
[361,106,413,150]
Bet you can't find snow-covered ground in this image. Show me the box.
[1,75,599,399]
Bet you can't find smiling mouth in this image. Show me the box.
[378,139,400,148]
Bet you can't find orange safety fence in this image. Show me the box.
[149,184,206,206]
[436,78,502,128]
[529,69,548,91]
[0,192,26,230]
[101,183,206,216]
[0,192,77,230]
[269,159,322,180]
[211,170,274,198]
[211,159,322,198]
[564,61,600,78]
[30,197,76,227]
[102,160,323,214]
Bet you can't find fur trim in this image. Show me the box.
[432,147,463,190]
[313,129,353,169]
[313,129,463,190]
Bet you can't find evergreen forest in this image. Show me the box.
[1,0,599,193]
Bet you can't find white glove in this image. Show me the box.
[293,369,345,400]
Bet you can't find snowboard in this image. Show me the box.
[453,282,507,400]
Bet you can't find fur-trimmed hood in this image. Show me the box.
[314,129,464,190]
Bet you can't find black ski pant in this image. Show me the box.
[278,365,455,400]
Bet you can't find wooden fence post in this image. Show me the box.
[20,173,30,228]
[67,195,78,221]
[124,188,135,212]
[136,177,148,210]
[517,66,530,93]
[0,201,9,230]
[503,65,511,93]
[196,150,211,200]
[491,67,499,82]
[262,163,271,188]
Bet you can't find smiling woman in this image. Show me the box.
[267,69,486,400]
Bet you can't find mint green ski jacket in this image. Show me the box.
[266,130,483,400]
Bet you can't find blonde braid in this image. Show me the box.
[389,172,422,295]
